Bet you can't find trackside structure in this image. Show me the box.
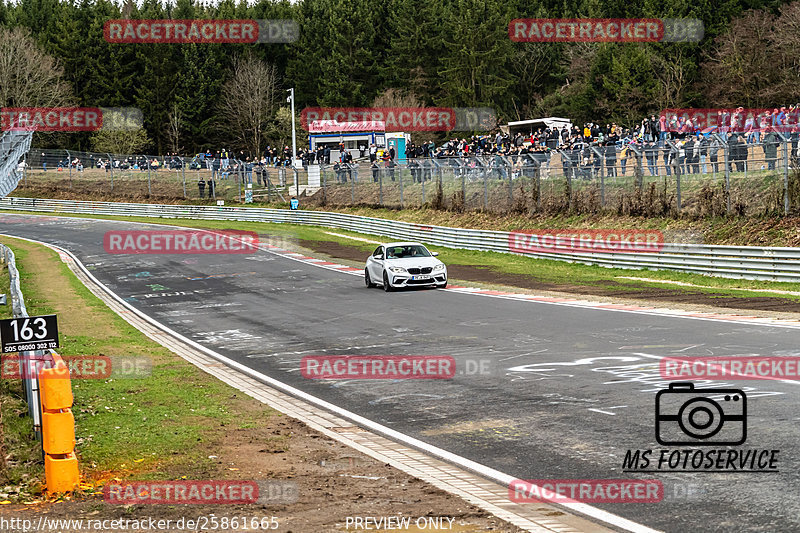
[0,130,33,197]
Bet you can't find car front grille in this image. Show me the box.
[407,267,433,275]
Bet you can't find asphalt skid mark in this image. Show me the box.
[5,214,800,532]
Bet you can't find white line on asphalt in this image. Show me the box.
[676,344,702,352]
[323,231,382,244]
[588,406,628,415]
[634,352,800,387]
[1,230,663,533]
[499,349,549,362]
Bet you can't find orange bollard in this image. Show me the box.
[44,453,80,493]
[42,410,76,454]
[39,356,79,493]
[40,369,72,410]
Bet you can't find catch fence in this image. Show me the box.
[17,136,800,216]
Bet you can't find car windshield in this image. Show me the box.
[386,245,431,259]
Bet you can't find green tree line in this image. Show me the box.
[1,0,798,154]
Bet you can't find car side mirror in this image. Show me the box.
[431,252,439,257]
[375,254,384,260]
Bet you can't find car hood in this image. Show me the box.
[385,257,443,268]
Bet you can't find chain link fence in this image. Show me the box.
[18,149,307,204]
[310,134,800,217]
[15,136,800,216]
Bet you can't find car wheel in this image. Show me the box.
[383,271,394,292]
[439,280,447,289]
[365,268,375,288]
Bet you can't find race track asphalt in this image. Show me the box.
[2,213,799,533]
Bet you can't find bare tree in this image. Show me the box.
[90,128,152,155]
[772,2,800,103]
[0,27,73,110]
[372,88,423,108]
[562,43,597,88]
[218,55,280,156]
[167,102,183,154]
[699,2,800,107]
[538,42,599,117]
[700,9,777,108]
[652,48,691,111]
[509,44,557,120]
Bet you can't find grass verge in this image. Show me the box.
[0,257,46,501]
[0,236,280,501]
[293,204,800,248]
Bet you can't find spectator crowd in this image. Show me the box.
[392,105,800,181]
[30,104,800,196]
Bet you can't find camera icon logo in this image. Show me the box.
[655,382,747,446]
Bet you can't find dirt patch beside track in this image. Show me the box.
[1,415,521,532]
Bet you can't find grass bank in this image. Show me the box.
[0,236,280,500]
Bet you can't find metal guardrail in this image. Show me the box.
[1,243,43,440]
[0,197,799,282]
[1,241,80,492]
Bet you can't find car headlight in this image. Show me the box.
[388,266,407,273]
[433,264,445,271]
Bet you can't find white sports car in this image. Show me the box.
[364,242,447,291]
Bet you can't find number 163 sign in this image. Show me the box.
[0,315,60,353]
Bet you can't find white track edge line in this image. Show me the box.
[0,231,661,533]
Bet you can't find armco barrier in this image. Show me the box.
[0,241,79,493]
[1,243,42,434]
[0,197,799,282]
